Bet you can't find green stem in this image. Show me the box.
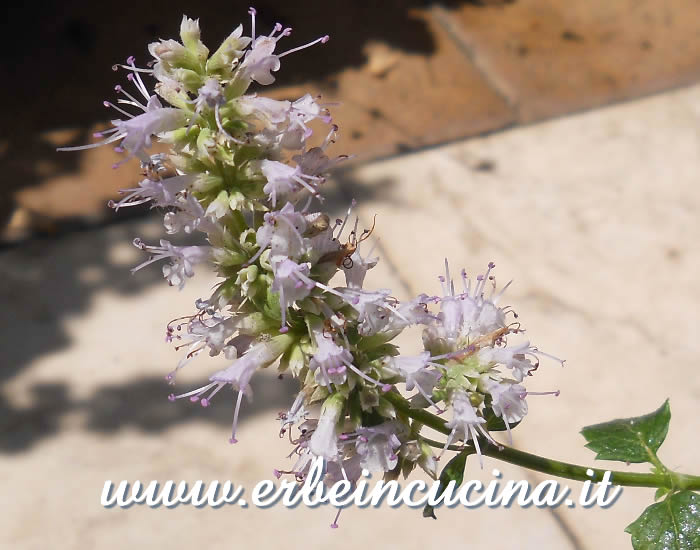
[384,391,700,491]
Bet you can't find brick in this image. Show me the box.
[443,0,700,121]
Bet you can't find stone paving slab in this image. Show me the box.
[442,0,700,122]
[341,83,700,549]
[0,210,572,550]
[311,8,514,161]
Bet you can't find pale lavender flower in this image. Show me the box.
[324,453,364,486]
[191,77,239,141]
[478,342,538,382]
[294,146,341,176]
[354,421,403,472]
[270,259,315,332]
[444,390,498,468]
[260,159,323,207]
[180,312,265,360]
[279,391,308,434]
[393,293,435,328]
[109,174,193,210]
[309,324,353,387]
[487,380,529,426]
[334,288,405,336]
[424,260,512,350]
[248,202,307,264]
[169,335,291,443]
[277,94,329,149]
[58,58,186,165]
[342,228,378,289]
[236,94,291,126]
[309,394,344,459]
[163,193,216,235]
[387,352,443,410]
[238,8,328,86]
[131,238,210,289]
[238,25,285,85]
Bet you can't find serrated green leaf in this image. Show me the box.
[581,400,670,463]
[626,491,700,550]
[423,451,468,520]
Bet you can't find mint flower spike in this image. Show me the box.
[58,12,700,541]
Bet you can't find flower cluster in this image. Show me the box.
[61,10,563,518]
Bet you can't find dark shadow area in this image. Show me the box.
[323,168,405,211]
[2,1,470,132]
[0,172,401,452]
[0,216,168,385]
[0,384,72,453]
[0,373,299,453]
[0,213,186,452]
[0,0,491,232]
[0,203,157,253]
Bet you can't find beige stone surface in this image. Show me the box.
[342,83,700,549]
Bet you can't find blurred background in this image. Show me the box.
[2,1,700,549]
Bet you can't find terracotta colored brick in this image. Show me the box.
[2,128,167,243]
[268,9,513,162]
[442,0,700,122]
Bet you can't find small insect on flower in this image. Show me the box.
[321,214,377,269]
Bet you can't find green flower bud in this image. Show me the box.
[207,24,251,75]
[179,16,209,64]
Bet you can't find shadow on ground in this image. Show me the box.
[1,0,496,232]
[0,373,299,454]
[0,170,403,452]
